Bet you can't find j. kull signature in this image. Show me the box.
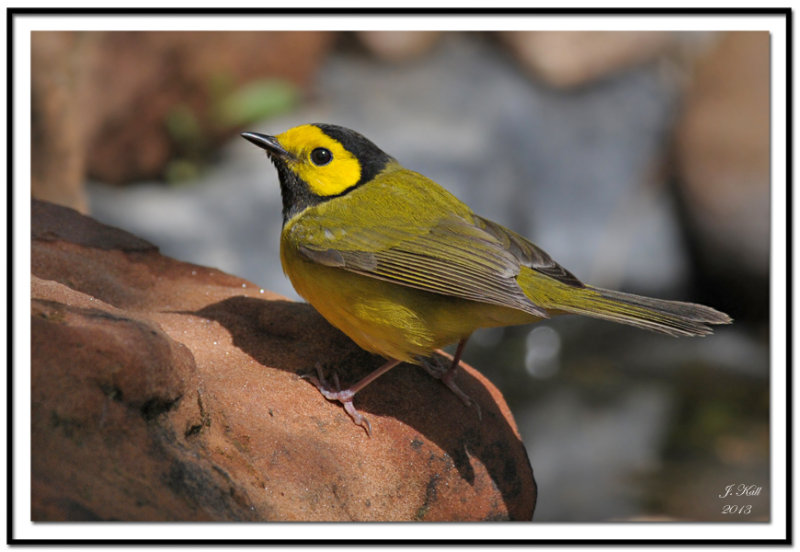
[718,483,762,499]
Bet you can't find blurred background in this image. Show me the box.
[31,30,770,521]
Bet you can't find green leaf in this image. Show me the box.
[215,79,299,128]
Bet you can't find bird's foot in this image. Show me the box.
[300,364,372,435]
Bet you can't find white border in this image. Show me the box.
[8,9,789,544]
[12,13,791,32]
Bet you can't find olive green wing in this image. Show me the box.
[472,215,584,288]
[294,210,589,318]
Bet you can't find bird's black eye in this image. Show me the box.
[310,147,333,166]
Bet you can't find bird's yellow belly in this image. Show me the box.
[281,243,537,363]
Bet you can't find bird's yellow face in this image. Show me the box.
[243,123,394,223]
[275,125,362,197]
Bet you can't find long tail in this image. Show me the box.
[570,286,732,337]
[519,270,732,337]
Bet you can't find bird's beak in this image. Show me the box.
[241,132,290,159]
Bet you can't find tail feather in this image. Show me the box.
[559,286,733,337]
[517,267,732,336]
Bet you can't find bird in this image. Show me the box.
[241,123,731,434]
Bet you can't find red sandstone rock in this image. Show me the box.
[31,200,536,521]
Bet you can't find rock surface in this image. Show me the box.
[31,200,536,521]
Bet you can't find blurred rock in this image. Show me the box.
[674,32,769,280]
[31,199,535,521]
[357,31,442,62]
[500,31,676,88]
[31,31,333,205]
[31,32,96,213]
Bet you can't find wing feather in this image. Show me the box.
[296,214,550,317]
[287,174,582,318]
[474,216,584,287]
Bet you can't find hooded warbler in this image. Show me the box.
[242,123,731,434]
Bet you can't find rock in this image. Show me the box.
[674,32,769,280]
[31,200,536,521]
[357,31,442,62]
[31,32,95,213]
[499,31,676,88]
[31,31,334,207]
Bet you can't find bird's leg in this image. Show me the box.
[301,359,402,435]
[419,337,482,420]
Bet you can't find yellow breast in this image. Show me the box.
[280,230,537,363]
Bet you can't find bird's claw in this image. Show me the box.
[343,401,372,436]
[300,363,372,436]
[299,362,327,387]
